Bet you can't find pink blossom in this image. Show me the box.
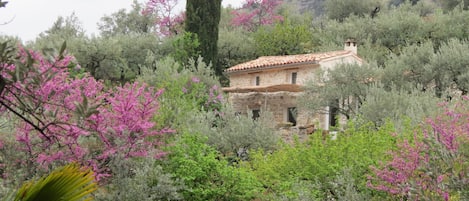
[216,94,223,102]
[191,76,200,83]
[437,175,445,183]
[37,151,64,167]
[442,192,449,201]
[231,0,284,31]
[0,47,172,180]
[368,99,469,200]
[142,0,185,36]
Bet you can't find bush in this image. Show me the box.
[137,56,221,129]
[368,98,469,200]
[95,156,184,201]
[242,121,400,200]
[0,45,171,181]
[358,85,442,128]
[160,133,262,201]
[183,106,279,159]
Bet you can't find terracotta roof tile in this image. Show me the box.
[222,84,303,93]
[225,50,355,73]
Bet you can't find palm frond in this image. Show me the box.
[14,163,97,201]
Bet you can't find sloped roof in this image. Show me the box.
[225,50,359,73]
[222,84,303,93]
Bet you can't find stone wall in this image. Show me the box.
[229,63,319,88]
[225,54,362,130]
[228,54,362,89]
[228,91,325,129]
[228,92,295,123]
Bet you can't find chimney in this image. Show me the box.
[344,39,357,54]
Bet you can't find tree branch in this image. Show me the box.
[0,98,51,141]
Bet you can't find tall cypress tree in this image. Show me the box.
[185,0,222,76]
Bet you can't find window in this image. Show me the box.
[329,99,339,127]
[287,107,297,126]
[255,76,260,86]
[291,72,297,84]
[252,109,260,120]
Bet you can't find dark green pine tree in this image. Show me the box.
[185,0,222,76]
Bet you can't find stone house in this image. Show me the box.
[222,40,362,131]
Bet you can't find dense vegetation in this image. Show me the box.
[1,0,469,200]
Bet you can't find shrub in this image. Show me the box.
[358,85,442,128]
[0,44,171,182]
[183,106,279,159]
[95,155,184,201]
[160,133,262,201]
[368,98,469,200]
[137,56,222,129]
[243,121,399,200]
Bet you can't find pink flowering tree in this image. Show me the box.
[0,43,172,181]
[142,0,185,37]
[231,0,284,31]
[368,98,469,200]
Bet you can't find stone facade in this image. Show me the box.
[223,42,362,131]
[228,91,307,126]
[228,63,318,88]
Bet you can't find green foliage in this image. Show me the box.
[331,168,369,201]
[314,2,466,64]
[438,0,469,11]
[254,19,313,56]
[277,0,315,26]
[429,8,469,46]
[138,57,198,128]
[0,40,16,69]
[432,38,469,95]
[13,163,96,201]
[4,2,469,201]
[300,62,380,119]
[31,18,161,83]
[382,39,469,97]
[358,86,442,127]
[371,4,430,52]
[0,135,30,191]
[95,156,184,201]
[98,1,154,37]
[0,114,27,195]
[217,27,257,73]
[160,133,262,201]
[33,33,161,83]
[324,0,384,21]
[183,106,279,158]
[36,13,85,40]
[137,56,220,128]
[171,32,201,66]
[368,99,469,200]
[313,2,469,66]
[185,0,223,75]
[381,40,435,92]
[243,121,399,200]
[108,34,159,80]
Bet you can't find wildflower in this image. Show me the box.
[216,94,223,102]
[191,77,200,83]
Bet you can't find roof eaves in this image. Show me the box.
[225,60,319,75]
[317,52,363,64]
